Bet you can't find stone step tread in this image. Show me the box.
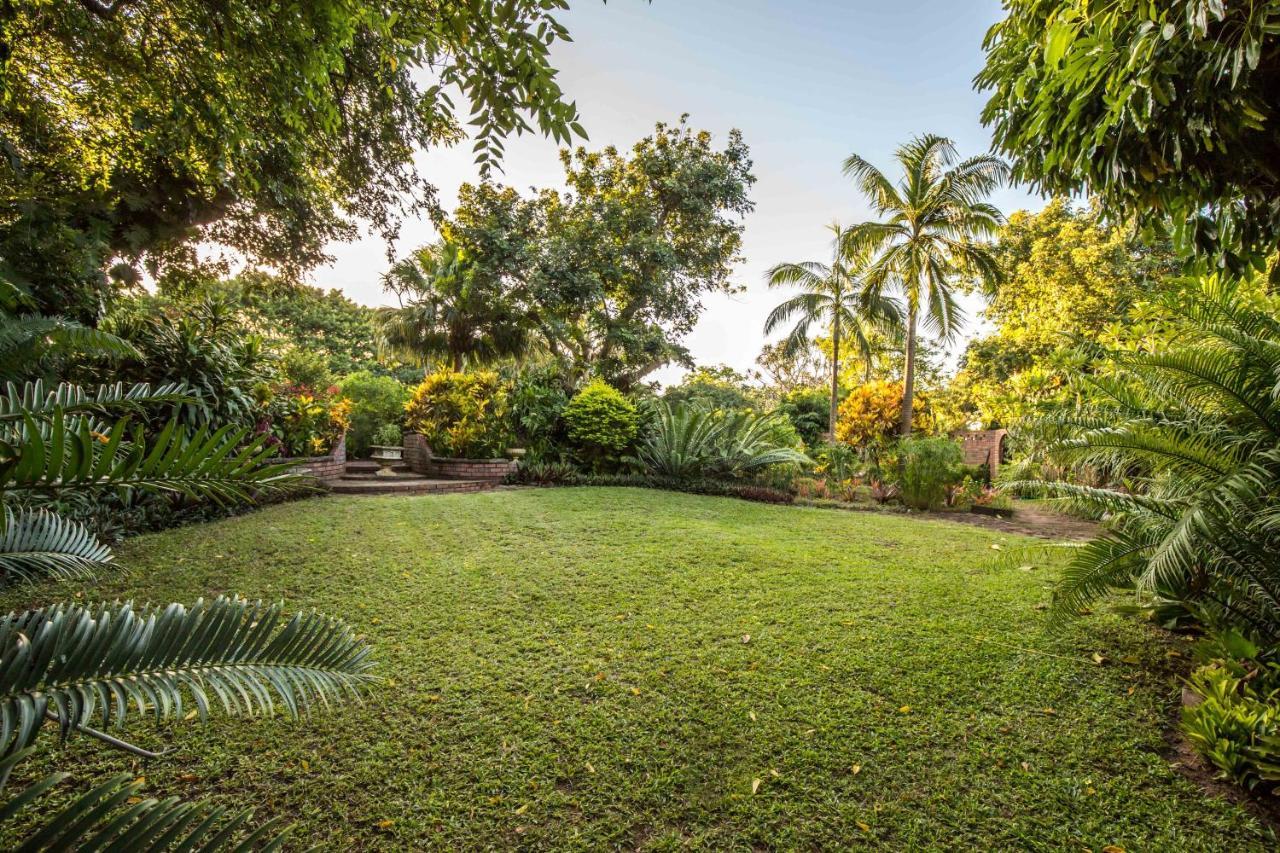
[329,478,493,496]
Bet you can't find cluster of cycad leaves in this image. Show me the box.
[0,375,376,848]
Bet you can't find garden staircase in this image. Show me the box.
[328,460,495,496]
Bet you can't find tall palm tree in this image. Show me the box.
[764,223,903,440]
[376,241,529,371]
[842,134,1007,435]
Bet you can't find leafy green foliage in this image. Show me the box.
[506,364,572,458]
[637,403,810,481]
[1,0,589,314]
[835,380,932,448]
[776,388,831,448]
[563,380,639,470]
[895,437,964,511]
[977,1,1280,270]
[1182,659,1280,789]
[338,372,409,458]
[446,120,756,387]
[1012,278,1280,640]
[403,370,512,459]
[662,366,760,412]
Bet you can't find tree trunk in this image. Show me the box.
[829,317,841,444]
[900,307,917,437]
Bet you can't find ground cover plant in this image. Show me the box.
[0,488,1271,849]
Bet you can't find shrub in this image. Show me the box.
[562,379,640,470]
[834,380,932,448]
[792,477,830,500]
[404,370,512,459]
[258,386,351,457]
[339,371,410,457]
[280,346,334,390]
[896,437,964,510]
[777,387,831,447]
[508,363,572,456]
[372,422,403,446]
[513,460,580,486]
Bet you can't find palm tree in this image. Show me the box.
[764,223,903,441]
[842,134,1008,435]
[376,241,529,371]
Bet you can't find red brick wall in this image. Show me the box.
[428,457,516,483]
[403,433,431,474]
[957,429,1007,478]
[279,434,347,483]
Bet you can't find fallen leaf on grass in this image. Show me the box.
[1092,653,1106,666]
[514,803,530,815]
[851,764,862,775]
[751,778,762,794]
[742,634,751,644]
[770,769,781,778]
[585,762,596,774]
[1102,846,1126,853]
[856,821,871,832]
[377,819,394,829]
[899,705,912,714]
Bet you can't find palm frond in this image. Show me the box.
[0,596,376,762]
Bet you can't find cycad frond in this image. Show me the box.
[0,597,376,762]
[0,750,291,851]
[0,380,191,422]
[0,508,112,586]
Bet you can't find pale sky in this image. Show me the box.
[315,0,1043,386]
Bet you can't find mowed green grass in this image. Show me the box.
[1,488,1272,850]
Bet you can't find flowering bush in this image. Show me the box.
[404,370,513,459]
[256,384,351,457]
[834,380,933,447]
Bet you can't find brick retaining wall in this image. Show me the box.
[402,434,515,482]
[278,434,347,483]
[958,429,1007,478]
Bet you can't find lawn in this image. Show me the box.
[1,488,1271,850]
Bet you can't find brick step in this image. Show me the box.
[339,470,421,481]
[329,477,493,496]
[344,460,410,474]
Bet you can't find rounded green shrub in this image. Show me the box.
[896,436,964,510]
[338,371,410,457]
[562,379,639,470]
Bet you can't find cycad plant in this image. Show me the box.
[0,379,375,847]
[842,134,1007,435]
[765,223,903,439]
[638,402,811,481]
[1014,279,1280,643]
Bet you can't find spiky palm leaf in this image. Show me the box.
[841,134,1008,434]
[0,380,190,423]
[1013,280,1280,639]
[0,597,375,765]
[638,402,811,481]
[0,508,111,586]
[0,749,291,851]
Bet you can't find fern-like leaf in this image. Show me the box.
[0,508,112,586]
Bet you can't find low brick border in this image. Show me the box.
[277,434,347,483]
[402,433,515,483]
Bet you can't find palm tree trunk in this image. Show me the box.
[900,307,917,436]
[829,316,840,443]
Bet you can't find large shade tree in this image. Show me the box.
[976,0,1280,273]
[0,0,589,321]
[444,119,756,388]
[842,135,1007,435]
[764,223,903,439]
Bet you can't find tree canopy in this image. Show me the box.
[977,0,1280,271]
[0,0,588,320]
[445,119,756,387]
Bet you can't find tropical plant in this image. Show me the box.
[1012,278,1280,642]
[776,387,831,448]
[506,363,573,458]
[765,223,903,438]
[637,403,811,481]
[377,241,530,371]
[895,436,965,511]
[977,0,1280,271]
[404,370,512,459]
[834,380,933,449]
[260,388,351,458]
[562,380,640,472]
[338,371,410,458]
[842,135,1007,434]
[0,276,139,382]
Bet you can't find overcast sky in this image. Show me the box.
[317,0,1043,386]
